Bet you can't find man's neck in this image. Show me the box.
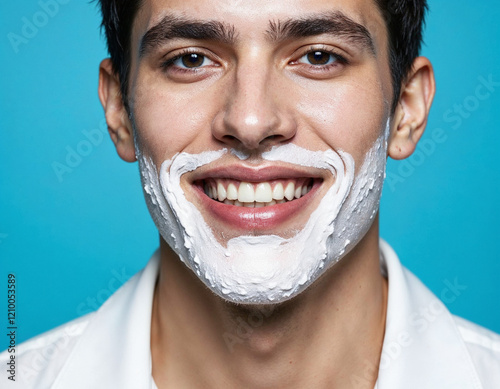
[151,222,387,389]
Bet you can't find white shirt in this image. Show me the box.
[2,240,499,388]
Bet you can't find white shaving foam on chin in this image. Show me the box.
[138,122,389,304]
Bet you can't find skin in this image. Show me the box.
[98,0,435,387]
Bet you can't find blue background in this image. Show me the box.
[1,1,499,345]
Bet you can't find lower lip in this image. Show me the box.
[193,180,322,231]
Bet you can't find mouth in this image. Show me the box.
[191,171,324,231]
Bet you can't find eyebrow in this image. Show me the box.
[139,15,237,58]
[139,11,375,59]
[267,11,375,55]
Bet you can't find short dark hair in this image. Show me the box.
[374,0,428,111]
[97,0,427,112]
[98,0,142,111]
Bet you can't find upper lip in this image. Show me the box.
[188,164,329,183]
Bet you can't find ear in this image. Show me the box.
[98,59,136,162]
[388,57,436,160]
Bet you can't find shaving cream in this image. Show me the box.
[137,121,389,304]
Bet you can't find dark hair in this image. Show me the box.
[98,0,143,111]
[374,0,428,111]
[97,0,427,112]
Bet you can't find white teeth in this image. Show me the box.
[284,182,295,201]
[294,186,302,199]
[272,183,284,200]
[205,179,313,206]
[227,183,238,200]
[238,182,255,202]
[217,182,227,201]
[255,182,272,202]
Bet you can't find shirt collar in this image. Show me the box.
[53,251,161,389]
[375,240,483,388]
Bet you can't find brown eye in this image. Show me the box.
[305,51,334,65]
[167,52,216,70]
[181,53,205,68]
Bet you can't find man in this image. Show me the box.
[1,0,499,388]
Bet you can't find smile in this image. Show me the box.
[201,178,315,207]
[191,173,324,231]
[182,155,333,232]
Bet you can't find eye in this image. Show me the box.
[298,50,338,66]
[160,49,221,82]
[170,52,215,69]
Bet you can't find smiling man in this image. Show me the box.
[2,0,500,388]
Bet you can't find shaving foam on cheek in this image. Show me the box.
[137,121,389,304]
[138,149,226,261]
[324,120,390,259]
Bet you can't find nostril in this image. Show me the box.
[221,134,239,144]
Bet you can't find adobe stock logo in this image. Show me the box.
[350,277,468,387]
[7,0,71,54]
[75,267,133,316]
[51,119,108,183]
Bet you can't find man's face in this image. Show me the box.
[125,0,394,303]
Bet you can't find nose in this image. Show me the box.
[212,61,296,151]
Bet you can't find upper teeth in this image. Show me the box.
[204,179,313,206]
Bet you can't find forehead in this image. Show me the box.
[132,0,388,51]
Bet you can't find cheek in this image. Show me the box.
[131,72,218,162]
[294,75,388,163]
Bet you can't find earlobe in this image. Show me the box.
[98,59,136,162]
[388,57,436,160]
